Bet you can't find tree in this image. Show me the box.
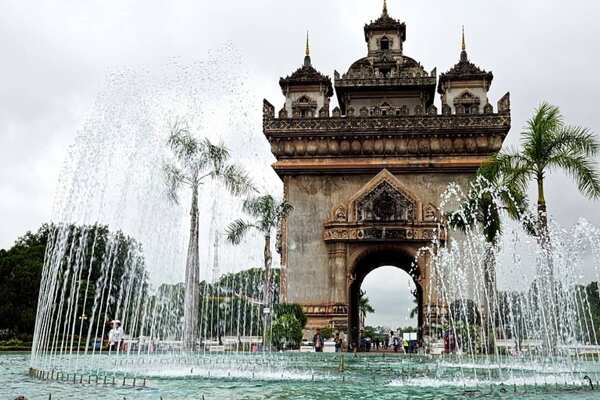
[225,194,293,344]
[271,303,306,350]
[493,102,600,255]
[358,290,375,330]
[1,224,147,350]
[447,166,528,354]
[164,121,254,350]
[491,103,600,352]
[271,313,303,350]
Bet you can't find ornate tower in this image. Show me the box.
[263,3,511,342]
[334,2,436,116]
[438,28,500,115]
[278,34,333,118]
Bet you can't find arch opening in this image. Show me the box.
[348,249,423,350]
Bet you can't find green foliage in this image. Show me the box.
[491,103,600,231]
[164,120,255,204]
[0,224,50,339]
[448,168,530,245]
[225,194,293,243]
[575,282,600,343]
[0,223,147,342]
[320,326,333,339]
[449,299,481,326]
[273,303,306,328]
[271,313,303,350]
[358,290,375,326]
[270,303,306,350]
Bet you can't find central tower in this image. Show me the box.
[263,2,510,344]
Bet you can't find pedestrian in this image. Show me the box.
[108,320,124,352]
[391,331,400,353]
[334,332,343,352]
[313,328,324,352]
[403,337,409,354]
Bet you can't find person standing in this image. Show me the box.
[313,328,324,352]
[108,320,124,352]
[334,332,343,352]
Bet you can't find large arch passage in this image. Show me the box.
[348,249,423,349]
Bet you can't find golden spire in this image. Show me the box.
[305,31,310,57]
[461,25,466,51]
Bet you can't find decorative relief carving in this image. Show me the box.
[302,304,347,316]
[323,226,444,242]
[263,112,510,141]
[265,130,507,159]
[333,205,347,222]
[356,181,415,223]
[423,203,439,222]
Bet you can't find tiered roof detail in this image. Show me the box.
[438,28,493,93]
[279,34,333,97]
[363,0,406,42]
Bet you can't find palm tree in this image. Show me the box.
[358,290,375,330]
[495,102,600,251]
[225,194,293,343]
[164,121,255,350]
[448,165,529,354]
[492,102,600,351]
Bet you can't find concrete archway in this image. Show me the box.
[347,247,423,349]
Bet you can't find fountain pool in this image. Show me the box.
[5,352,600,399]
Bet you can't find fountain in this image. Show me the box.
[20,52,600,399]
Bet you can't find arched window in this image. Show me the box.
[380,36,390,50]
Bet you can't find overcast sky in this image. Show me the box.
[2,0,600,328]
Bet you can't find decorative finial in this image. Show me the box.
[305,31,310,57]
[460,25,468,62]
[304,31,311,67]
[382,0,389,16]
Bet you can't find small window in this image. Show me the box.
[380,37,390,50]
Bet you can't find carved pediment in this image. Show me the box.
[356,181,415,223]
[324,171,444,243]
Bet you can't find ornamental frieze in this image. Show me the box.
[264,113,510,135]
[302,304,348,316]
[267,133,505,158]
[322,225,444,242]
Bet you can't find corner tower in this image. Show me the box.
[278,34,333,118]
[438,28,497,115]
[263,3,511,343]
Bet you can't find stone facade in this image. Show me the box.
[264,3,510,342]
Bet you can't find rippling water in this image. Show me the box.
[3,352,600,399]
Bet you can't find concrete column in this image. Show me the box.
[328,243,347,304]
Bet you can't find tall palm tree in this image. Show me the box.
[492,102,600,351]
[448,166,529,354]
[358,290,375,330]
[225,194,293,343]
[164,121,255,351]
[495,102,600,250]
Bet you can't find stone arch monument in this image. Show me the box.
[263,4,510,339]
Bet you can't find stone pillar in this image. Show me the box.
[328,243,347,304]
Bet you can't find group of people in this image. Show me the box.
[312,328,344,352]
[311,328,417,353]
